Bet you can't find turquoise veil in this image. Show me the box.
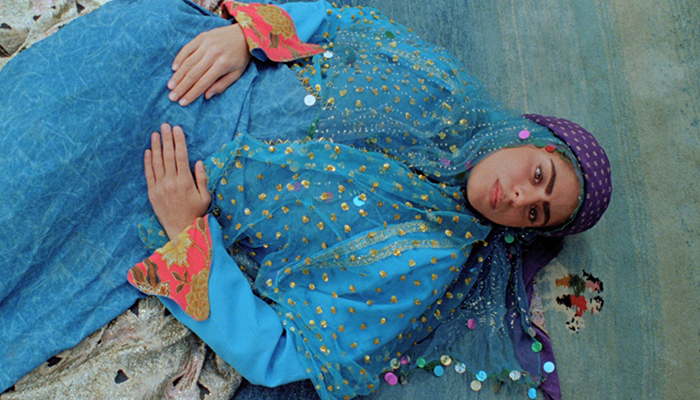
[288,6,583,398]
[209,7,581,399]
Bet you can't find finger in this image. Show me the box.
[172,126,190,176]
[194,161,211,200]
[205,70,241,99]
[172,35,202,72]
[179,64,225,106]
[169,49,206,100]
[151,131,164,179]
[160,123,176,176]
[144,149,155,190]
[171,52,214,105]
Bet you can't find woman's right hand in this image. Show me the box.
[168,23,252,106]
[145,123,212,240]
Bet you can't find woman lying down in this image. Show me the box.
[0,1,611,399]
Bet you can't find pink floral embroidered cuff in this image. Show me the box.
[128,216,213,321]
[222,1,324,62]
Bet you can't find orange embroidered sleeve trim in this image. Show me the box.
[127,217,213,321]
[222,1,324,62]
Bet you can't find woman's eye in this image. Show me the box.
[528,206,538,222]
[534,167,542,183]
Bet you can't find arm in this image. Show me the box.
[134,124,308,385]
[129,215,308,386]
[168,1,344,106]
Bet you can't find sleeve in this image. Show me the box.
[220,1,377,62]
[128,215,308,387]
[220,1,326,62]
[276,1,391,45]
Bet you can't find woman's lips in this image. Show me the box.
[490,180,502,209]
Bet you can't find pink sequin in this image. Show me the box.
[384,372,398,386]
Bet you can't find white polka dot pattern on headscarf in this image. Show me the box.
[523,115,612,236]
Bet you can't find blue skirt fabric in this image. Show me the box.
[0,0,318,390]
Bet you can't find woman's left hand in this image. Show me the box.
[168,24,252,106]
[145,123,212,240]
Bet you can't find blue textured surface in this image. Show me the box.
[0,0,317,390]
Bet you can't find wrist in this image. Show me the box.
[162,216,199,241]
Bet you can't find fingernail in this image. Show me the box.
[169,92,178,101]
[167,80,175,89]
[179,98,187,106]
[172,63,179,71]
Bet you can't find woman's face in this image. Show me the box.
[466,145,580,228]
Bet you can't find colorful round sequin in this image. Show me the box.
[528,388,537,399]
[323,50,334,58]
[476,370,487,381]
[384,372,398,386]
[531,341,543,353]
[390,358,401,369]
[400,355,411,365]
[433,365,444,377]
[518,130,530,139]
[504,235,515,243]
[304,94,316,106]
[470,380,482,392]
[440,355,452,366]
[467,318,476,329]
[416,357,426,368]
[454,362,466,374]
[543,361,555,373]
[353,195,366,207]
[509,370,521,381]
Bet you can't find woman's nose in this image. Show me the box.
[510,185,542,207]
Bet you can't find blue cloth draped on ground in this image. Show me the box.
[0,0,318,390]
[1,0,566,398]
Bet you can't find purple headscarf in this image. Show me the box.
[524,114,612,236]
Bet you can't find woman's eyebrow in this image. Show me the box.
[546,159,556,195]
[542,202,551,226]
[539,160,557,226]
